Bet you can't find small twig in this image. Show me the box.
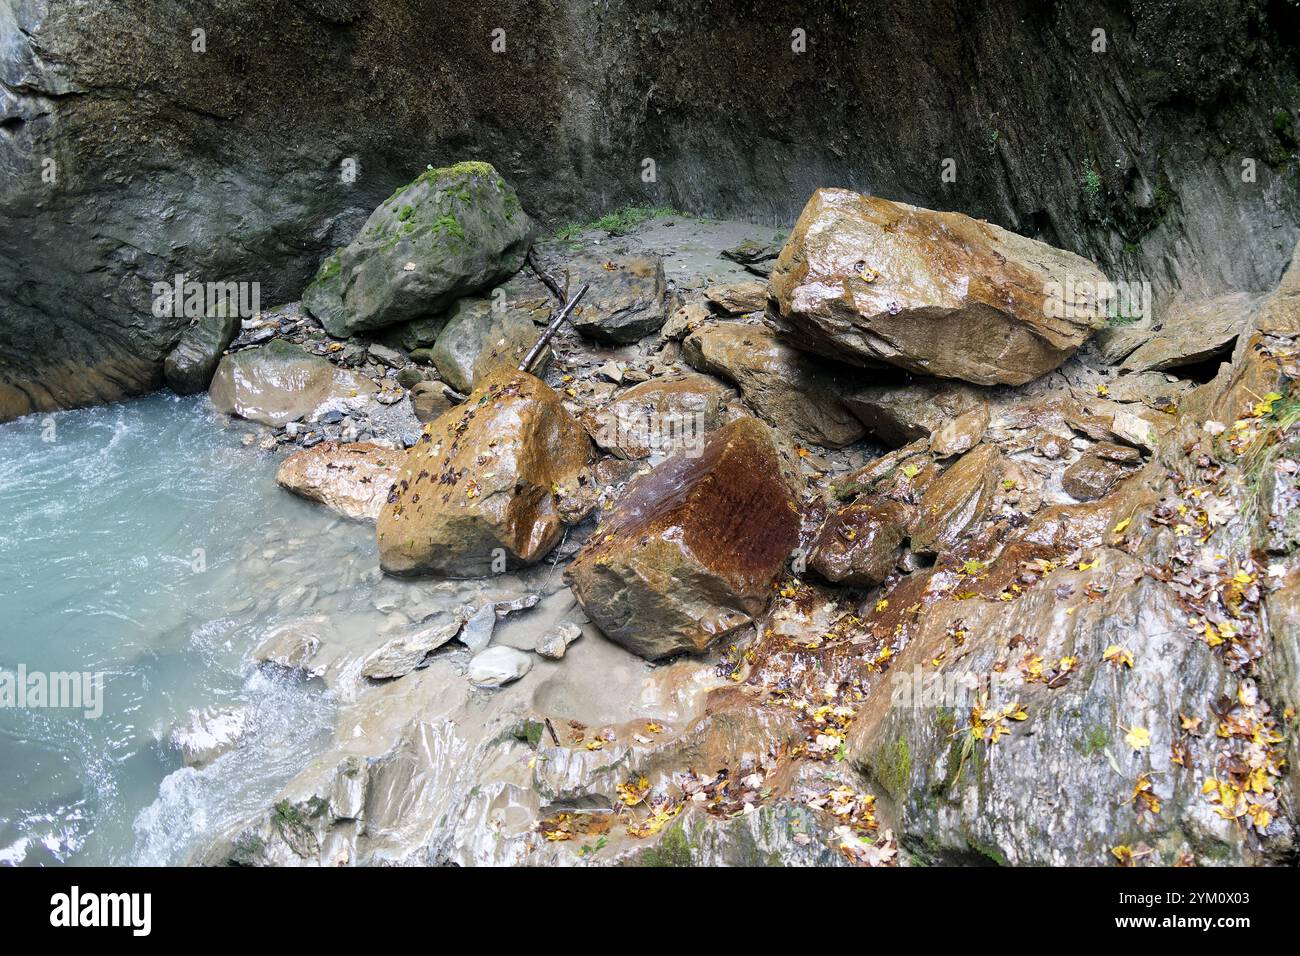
[544,717,561,747]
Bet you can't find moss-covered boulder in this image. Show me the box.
[302,162,534,337]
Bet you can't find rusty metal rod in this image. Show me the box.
[519,282,589,376]
[527,247,567,304]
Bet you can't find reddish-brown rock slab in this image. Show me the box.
[565,417,802,660]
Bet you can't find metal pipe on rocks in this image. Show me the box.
[519,282,589,378]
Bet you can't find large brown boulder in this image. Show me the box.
[683,321,866,448]
[376,368,590,577]
[566,417,802,660]
[768,189,1110,385]
[276,441,403,521]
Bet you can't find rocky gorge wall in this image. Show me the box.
[1,0,1297,421]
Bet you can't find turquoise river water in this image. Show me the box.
[0,393,364,865]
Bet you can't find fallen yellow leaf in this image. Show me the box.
[1125,726,1151,750]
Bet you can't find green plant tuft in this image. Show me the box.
[554,204,686,241]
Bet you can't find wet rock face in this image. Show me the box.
[276,441,403,521]
[1257,430,1300,556]
[1122,292,1262,373]
[683,321,866,448]
[769,189,1110,385]
[209,340,378,427]
[1060,442,1142,501]
[1261,569,1300,798]
[830,289,1300,867]
[163,312,241,395]
[582,372,731,460]
[843,379,988,451]
[809,500,909,587]
[376,368,590,578]
[910,444,1005,558]
[171,707,247,769]
[252,617,332,679]
[566,417,801,660]
[569,255,669,344]
[845,552,1292,866]
[429,297,543,393]
[302,162,534,337]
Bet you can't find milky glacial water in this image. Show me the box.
[0,393,396,865]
